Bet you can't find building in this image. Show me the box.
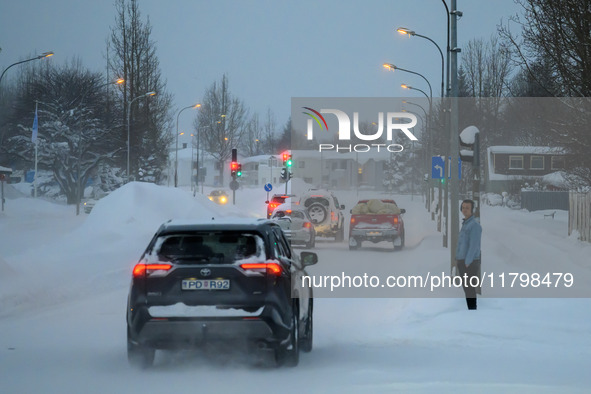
[485,146,568,194]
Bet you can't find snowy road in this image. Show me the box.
[1,183,590,393]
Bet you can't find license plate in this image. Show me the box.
[181,279,230,290]
[367,231,382,236]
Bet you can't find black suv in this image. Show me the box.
[126,219,318,368]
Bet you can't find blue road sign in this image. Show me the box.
[448,156,462,179]
[264,183,273,192]
[432,156,462,179]
[431,156,445,179]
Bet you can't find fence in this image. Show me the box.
[569,192,591,242]
[520,191,569,211]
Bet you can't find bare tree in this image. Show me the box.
[499,0,591,97]
[261,108,277,154]
[194,74,247,186]
[108,0,173,182]
[244,113,264,157]
[499,0,591,185]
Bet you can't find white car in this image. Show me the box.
[271,204,316,248]
[299,189,345,242]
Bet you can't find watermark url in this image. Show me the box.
[301,272,574,292]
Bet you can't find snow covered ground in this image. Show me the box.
[1,182,590,393]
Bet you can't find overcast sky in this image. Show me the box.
[1,0,522,145]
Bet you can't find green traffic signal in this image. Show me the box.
[286,159,292,167]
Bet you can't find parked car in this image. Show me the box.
[126,219,318,368]
[265,194,296,218]
[271,204,316,248]
[208,189,229,205]
[348,199,405,251]
[299,189,345,241]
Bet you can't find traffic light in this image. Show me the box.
[282,151,291,166]
[280,168,287,181]
[230,161,239,177]
[286,154,292,168]
[459,127,480,167]
[236,163,242,177]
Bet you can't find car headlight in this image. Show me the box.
[220,196,227,203]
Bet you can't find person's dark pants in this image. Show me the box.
[456,259,481,310]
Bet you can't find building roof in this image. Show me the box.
[487,146,565,155]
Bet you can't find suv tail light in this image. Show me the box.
[303,221,312,228]
[133,263,172,278]
[392,216,399,225]
[240,261,283,276]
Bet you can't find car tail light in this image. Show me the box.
[350,217,356,224]
[303,221,312,228]
[133,263,172,278]
[392,216,399,224]
[240,261,283,276]
[331,211,336,221]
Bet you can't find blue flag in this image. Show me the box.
[32,104,38,143]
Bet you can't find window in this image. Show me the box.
[298,161,305,168]
[551,156,565,170]
[509,155,523,169]
[530,156,544,170]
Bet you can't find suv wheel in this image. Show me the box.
[307,203,328,224]
[127,327,155,368]
[301,300,313,353]
[276,303,299,367]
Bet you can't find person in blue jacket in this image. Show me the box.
[456,199,482,310]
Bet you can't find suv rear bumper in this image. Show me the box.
[136,318,282,348]
[128,307,290,349]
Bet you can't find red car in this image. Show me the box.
[348,199,405,251]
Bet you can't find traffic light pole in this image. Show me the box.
[449,0,460,272]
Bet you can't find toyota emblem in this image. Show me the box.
[200,268,211,277]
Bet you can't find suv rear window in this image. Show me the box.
[149,232,266,264]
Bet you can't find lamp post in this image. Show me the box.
[383,63,433,101]
[175,103,201,187]
[127,91,156,182]
[396,28,445,98]
[75,78,125,216]
[401,84,432,106]
[0,52,54,89]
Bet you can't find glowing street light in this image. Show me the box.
[175,103,201,187]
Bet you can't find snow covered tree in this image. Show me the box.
[5,60,121,204]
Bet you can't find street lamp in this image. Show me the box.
[396,28,445,98]
[175,103,201,187]
[383,63,433,100]
[74,78,125,215]
[127,91,156,182]
[401,84,432,106]
[0,52,54,88]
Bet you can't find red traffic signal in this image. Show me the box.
[230,161,239,171]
